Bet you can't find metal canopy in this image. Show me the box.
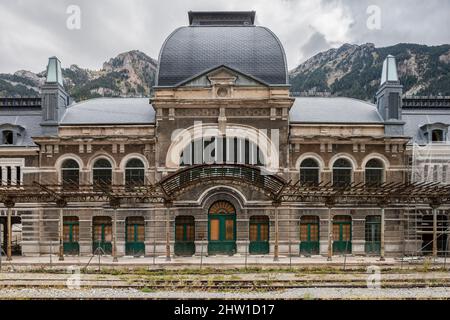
[0,164,449,208]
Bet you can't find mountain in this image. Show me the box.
[0,50,158,101]
[1,44,450,102]
[289,43,450,101]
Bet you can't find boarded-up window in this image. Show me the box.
[225,219,234,240]
[300,216,319,242]
[63,216,79,242]
[249,224,258,241]
[175,216,195,242]
[126,217,145,242]
[210,219,220,241]
[93,217,112,242]
[249,216,269,241]
[333,216,351,241]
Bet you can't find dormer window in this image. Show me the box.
[420,123,449,144]
[431,129,444,143]
[2,130,14,145]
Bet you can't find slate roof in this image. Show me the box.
[156,26,288,87]
[60,98,155,125]
[289,97,383,124]
[0,110,42,147]
[402,109,450,144]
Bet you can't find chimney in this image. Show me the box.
[40,57,69,135]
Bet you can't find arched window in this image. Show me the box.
[180,137,264,166]
[365,159,384,186]
[93,159,112,189]
[125,158,145,187]
[332,158,352,187]
[61,159,79,188]
[300,158,320,186]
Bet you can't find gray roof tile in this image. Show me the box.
[60,98,155,125]
[156,26,288,86]
[290,97,383,123]
[0,112,42,147]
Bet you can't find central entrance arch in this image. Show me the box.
[208,201,237,255]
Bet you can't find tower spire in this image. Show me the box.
[376,54,404,136]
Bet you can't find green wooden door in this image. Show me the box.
[125,217,145,256]
[93,218,112,254]
[249,216,269,254]
[63,217,79,255]
[208,201,236,255]
[208,215,236,255]
[365,216,381,254]
[175,216,195,256]
[333,216,352,254]
[300,216,320,255]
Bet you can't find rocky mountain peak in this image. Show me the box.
[289,43,450,100]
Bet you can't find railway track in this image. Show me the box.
[1,274,449,290]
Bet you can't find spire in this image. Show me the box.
[45,56,64,86]
[375,54,404,136]
[40,56,69,135]
[380,54,399,86]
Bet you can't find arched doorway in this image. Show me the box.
[208,201,236,255]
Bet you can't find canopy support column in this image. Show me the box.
[3,198,15,261]
[56,199,67,261]
[326,197,335,262]
[430,198,441,258]
[110,197,120,263]
[165,201,172,261]
[273,201,280,261]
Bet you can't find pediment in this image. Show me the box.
[178,65,269,88]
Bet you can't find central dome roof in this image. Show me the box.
[156,12,288,87]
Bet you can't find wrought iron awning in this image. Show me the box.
[279,181,450,206]
[159,164,286,199]
[0,164,450,208]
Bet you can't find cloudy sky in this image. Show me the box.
[0,0,449,73]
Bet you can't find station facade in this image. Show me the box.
[0,11,449,259]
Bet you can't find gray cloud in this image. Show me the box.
[301,31,331,60]
[0,0,449,73]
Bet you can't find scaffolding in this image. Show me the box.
[404,143,450,258]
